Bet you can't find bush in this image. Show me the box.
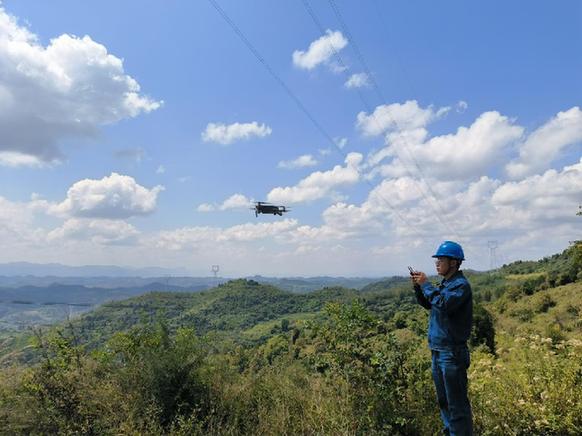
[470,335,582,435]
[535,294,556,314]
[471,304,496,354]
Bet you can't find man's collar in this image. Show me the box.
[441,269,463,284]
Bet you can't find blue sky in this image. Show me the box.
[0,0,580,276]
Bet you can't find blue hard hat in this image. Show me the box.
[432,241,465,261]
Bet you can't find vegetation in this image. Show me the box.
[0,244,581,434]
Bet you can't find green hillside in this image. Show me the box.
[56,279,361,351]
[0,244,581,435]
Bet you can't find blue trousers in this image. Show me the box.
[431,347,473,436]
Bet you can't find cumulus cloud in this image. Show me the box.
[267,152,362,204]
[201,122,272,145]
[345,72,370,89]
[50,173,164,219]
[357,100,450,137]
[220,194,253,210]
[278,154,318,169]
[155,219,299,250]
[370,111,524,181]
[0,6,161,166]
[197,203,215,212]
[197,194,253,212]
[493,158,582,223]
[292,30,348,70]
[47,218,139,245]
[0,151,46,168]
[506,106,582,179]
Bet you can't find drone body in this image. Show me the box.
[251,201,291,217]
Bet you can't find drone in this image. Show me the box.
[251,201,291,217]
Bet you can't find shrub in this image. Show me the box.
[471,304,496,354]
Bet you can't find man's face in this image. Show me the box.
[435,257,451,276]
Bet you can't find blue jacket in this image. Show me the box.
[414,271,473,349]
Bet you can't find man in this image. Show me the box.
[411,241,473,436]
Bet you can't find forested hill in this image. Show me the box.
[1,244,581,435]
[70,279,360,347]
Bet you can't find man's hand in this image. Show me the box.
[411,271,427,286]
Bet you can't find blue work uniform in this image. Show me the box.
[415,270,473,436]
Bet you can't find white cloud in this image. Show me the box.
[155,219,299,250]
[202,121,272,145]
[319,148,332,156]
[0,6,161,165]
[218,219,298,242]
[292,30,348,70]
[47,218,139,245]
[345,72,370,89]
[335,137,348,149]
[493,158,582,223]
[278,154,318,169]
[156,165,166,174]
[267,152,362,204]
[0,195,37,238]
[0,151,45,168]
[506,106,582,179]
[456,100,468,113]
[220,194,253,210]
[197,203,215,212]
[198,194,253,212]
[371,111,524,181]
[51,173,164,219]
[357,100,450,137]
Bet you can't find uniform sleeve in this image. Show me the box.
[414,284,431,310]
[421,280,471,314]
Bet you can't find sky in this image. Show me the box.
[0,0,580,277]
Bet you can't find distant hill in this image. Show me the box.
[0,262,190,277]
[0,282,209,330]
[3,244,580,365]
[70,279,361,348]
[250,275,382,292]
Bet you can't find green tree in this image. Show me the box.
[471,304,496,354]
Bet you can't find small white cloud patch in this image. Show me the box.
[292,30,348,70]
[357,100,449,136]
[344,73,370,89]
[202,122,272,145]
[278,154,318,169]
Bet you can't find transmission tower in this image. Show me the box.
[211,265,220,288]
[488,241,498,271]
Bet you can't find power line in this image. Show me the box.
[207,0,423,235]
[207,0,338,151]
[302,0,454,237]
[325,0,478,257]
[299,0,422,227]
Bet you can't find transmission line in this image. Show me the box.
[325,0,477,255]
[207,0,425,235]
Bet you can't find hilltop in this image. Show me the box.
[0,244,581,434]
